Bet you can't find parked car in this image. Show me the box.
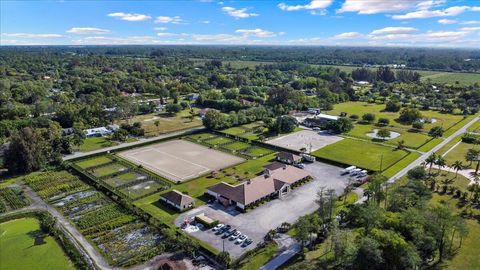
[223,229,236,239]
[212,223,224,231]
[235,234,247,244]
[295,163,306,169]
[229,231,241,241]
[312,127,320,131]
[242,238,253,247]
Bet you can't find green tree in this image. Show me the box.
[451,160,464,178]
[5,127,50,173]
[429,126,444,138]
[376,128,391,141]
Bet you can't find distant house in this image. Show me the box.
[160,190,195,211]
[199,108,211,118]
[276,152,302,165]
[239,99,254,106]
[355,81,370,85]
[186,93,199,102]
[307,108,321,114]
[84,125,118,138]
[207,163,311,210]
[303,113,339,127]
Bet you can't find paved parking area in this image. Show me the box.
[175,161,349,258]
[266,130,343,152]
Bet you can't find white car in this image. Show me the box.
[235,234,247,244]
[229,231,241,240]
[213,224,224,231]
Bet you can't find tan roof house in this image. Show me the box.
[276,152,302,164]
[207,163,311,210]
[160,190,194,211]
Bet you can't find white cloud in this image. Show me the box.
[370,27,418,35]
[438,19,457,24]
[2,33,64,38]
[153,27,168,31]
[461,20,480,25]
[235,28,276,37]
[155,16,183,24]
[392,6,480,20]
[278,0,333,12]
[333,32,363,39]
[108,12,151,21]
[156,32,179,37]
[221,7,258,18]
[338,0,424,14]
[202,20,210,24]
[66,27,110,34]
[190,33,243,42]
[459,27,480,32]
[72,36,183,45]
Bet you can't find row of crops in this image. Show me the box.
[185,133,274,159]
[0,187,30,213]
[24,171,168,267]
[72,155,170,200]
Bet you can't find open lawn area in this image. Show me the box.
[443,142,478,169]
[312,138,409,171]
[346,123,432,149]
[75,155,113,169]
[467,120,480,133]
[89,163,128,178]
[133,153,276,225]
[221,121,267,141]
[235,242,278,270]
[0,218,75,270]
[78,137,117,152]
[326,102,464,132]
[115,109,202,137]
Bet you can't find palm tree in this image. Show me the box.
[436,156,447,172]
[396,140,405,150]
[452,160,464,179]
[425,153,437,174]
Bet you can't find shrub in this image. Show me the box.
[377,118,390,126]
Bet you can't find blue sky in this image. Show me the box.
[1,0,480,47]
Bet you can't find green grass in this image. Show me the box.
[205,136,235,146]
[429,169,471,192]
[103,172,144,187]
[90,163,128,177]
[467,120,480,133]
[75,156,113,169]
[235,242,278,270]
[326,102,464,132]
[312,138,409,171]
[115,109,203,137]
[244,146,274,157]
[0,218,75,270]
[119,181,163,199]
[437,134,463,156]
[78,137,117,152]
[418,137,444,152]
[223,141,250,151]
[443,114,478,137]
[346,123,432,149]
[381,152,422,178]
[443,142,478,169]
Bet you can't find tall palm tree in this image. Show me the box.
[452,160,464,178]
[436,156,447,172]
[426,153,437,174]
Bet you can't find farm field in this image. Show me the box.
[72,155,170,200]
[115,109,202,137]
[0,218,76,270]
[0,187,30,213]
[221,121,268,141]
[312,138,409,171]
[24,171,169,267]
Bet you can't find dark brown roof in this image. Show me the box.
[160,190,194,207]
[264,161,286,171]
[277,152,302,162]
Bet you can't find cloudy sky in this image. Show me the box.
[1,0,480,47]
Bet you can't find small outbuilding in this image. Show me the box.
[276,152,302,165]
[159,190,195,211]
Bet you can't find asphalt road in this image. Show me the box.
[63,127,205,161]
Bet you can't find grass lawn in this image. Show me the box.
[133,153,276,225]
[0,218,75,270]
[90,163,128,177]
[312,138,409,171]
[429,169,471,192]
[221,122,267,141]
[115,109,203,137]
[381,152,422,178]
[418,137,444,152]
[326,102,464,132]
[467,120,480,133]
[119,181,162,199]
[78,137,117,152]
[346,123,432,149]
[103,172,144,187]
[443,142,478,169]
[223,141,250,151]
[244,146,274,157]
[75,156,112,169]
[235,242,278,270]
[204,136,235,146]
